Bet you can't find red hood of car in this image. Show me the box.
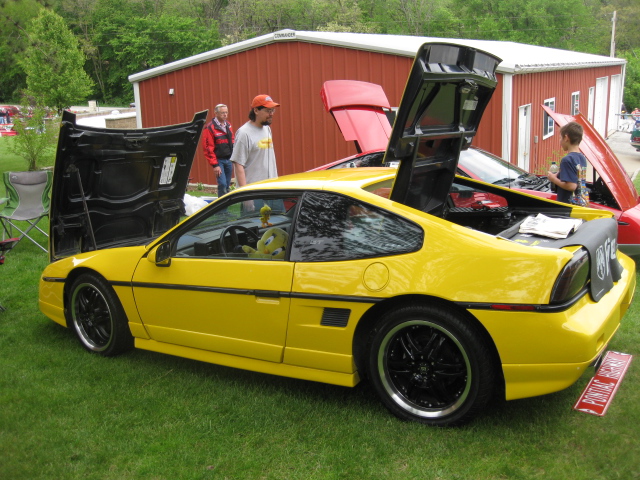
[321,80,392,153]
[542,106,639,212]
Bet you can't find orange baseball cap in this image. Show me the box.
[251,95,280,109]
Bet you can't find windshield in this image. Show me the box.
[458,148,530,184]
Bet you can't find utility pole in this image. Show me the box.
[610,11,617,57]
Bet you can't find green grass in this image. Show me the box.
[1,140,639,479]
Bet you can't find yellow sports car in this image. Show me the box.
[39,43,636,426]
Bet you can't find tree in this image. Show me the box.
[20,8,93,112]
[378,0,455,37]
[105,14,220,101]
[601,0,640,53]
[9,101,59,171]
[316,0,379,33]
[0,0,44,102]
[622,51,640,111]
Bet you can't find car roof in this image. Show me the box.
[238,167,396,193]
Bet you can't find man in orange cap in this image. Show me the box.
[231,95,280,189]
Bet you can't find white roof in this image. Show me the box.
[129,29,626,83]
[76,112,136,128]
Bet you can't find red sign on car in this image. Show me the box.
[574,351,633,416]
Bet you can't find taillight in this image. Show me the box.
[550,248,590,304]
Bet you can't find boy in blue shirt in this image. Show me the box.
[547,121,588,204]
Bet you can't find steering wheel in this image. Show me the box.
[219,225,260,255]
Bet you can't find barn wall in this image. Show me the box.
[137,41,507,186]
[138,42,415,185]
[473,78,503,155]
[510,65,623,174]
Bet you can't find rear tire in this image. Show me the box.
[368,304,496,426]
[68,273,133,356]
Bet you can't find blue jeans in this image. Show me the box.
[216,158,233,196]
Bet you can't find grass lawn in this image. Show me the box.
[1,138,639,479]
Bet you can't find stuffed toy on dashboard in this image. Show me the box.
[260,204,273,228]
[242,227,288,259]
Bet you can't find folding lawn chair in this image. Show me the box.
[0,237,18,312]
[0,171,52,253]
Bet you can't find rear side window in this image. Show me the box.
[290,192,423,262]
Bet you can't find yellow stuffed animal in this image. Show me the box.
[260,204,273,228]
[242,227,288,259]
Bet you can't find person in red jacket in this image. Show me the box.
[203,104,235,196]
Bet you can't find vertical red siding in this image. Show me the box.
[138,43,413,186]
[510,66,623,174]
[136,41,623,184]
[474,78,503,155]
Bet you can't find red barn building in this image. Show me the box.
[129,30,626,186]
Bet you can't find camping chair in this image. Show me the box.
[0,171,52,253]
[0,237,18,311]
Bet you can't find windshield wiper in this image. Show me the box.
[492,178,513,186]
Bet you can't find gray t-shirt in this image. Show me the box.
[230,122,278,185]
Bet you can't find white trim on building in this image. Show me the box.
[129,30,626,84]
[501,73,513,161]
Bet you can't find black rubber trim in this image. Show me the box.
[110,280,384,304]
[42,277,66,283]
[46,278,586,312]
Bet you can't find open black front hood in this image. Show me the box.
[50,110,207,262]
[387,43,501,215]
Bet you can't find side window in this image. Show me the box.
[571,91,580,115]
[174,195,299,260]
[543,98,555,139]
[290,192,423,262]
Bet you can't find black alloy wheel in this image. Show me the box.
[68,273,133,356]
[368,304,496,426]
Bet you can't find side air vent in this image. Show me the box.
[320,308,351,327]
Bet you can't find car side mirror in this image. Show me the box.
[147,241,172,267]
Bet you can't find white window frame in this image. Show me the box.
[543,98,555,139]
[571,91,580,115]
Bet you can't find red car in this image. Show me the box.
[0,105,20,118]
[0,124,17,136]
[317,80,640,259]
[0,105,20,136]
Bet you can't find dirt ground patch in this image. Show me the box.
[187,183,218,195]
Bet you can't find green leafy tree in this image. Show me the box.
[601,0,640,53]
[220,0,378,43]
[447,0,608,52]
[105,14,220,101]
[164,0,227,28]
[9,101,59,171]
[376,0,455,36]
[20,8,93,112]
[71,0,151,104]
[0,0,44,102]
[622,51,640,111]
[57,0,109,103]
[316,0,379,33]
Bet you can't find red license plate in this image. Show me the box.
[574,351,633,416]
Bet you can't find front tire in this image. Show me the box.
[68,273,133,356]
[368,304,496,426]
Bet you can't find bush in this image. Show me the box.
[9,105,59,171]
